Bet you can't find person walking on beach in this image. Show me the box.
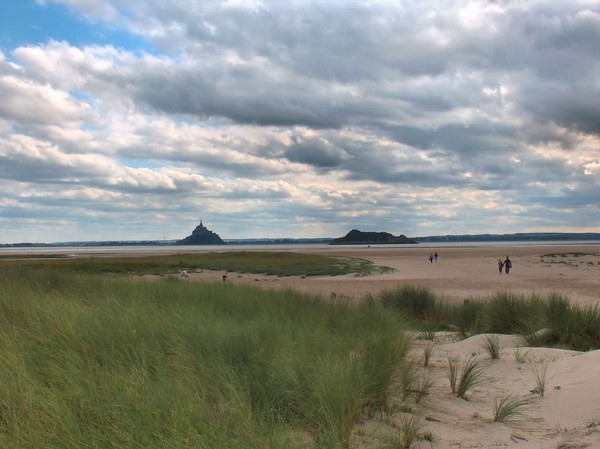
[434,251,438,262]
[504,256,512,274]
[498,258,504,274]
[428,252,434,263]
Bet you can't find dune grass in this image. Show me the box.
[528,363,550,398]
[0,265,409,449]
[446,355,461,395]
[481,334,501,359]
[380,285,446,329]
[492,394,534,423]
[379,413,426,449]
[455,357,487,400]
[381,287,600,351]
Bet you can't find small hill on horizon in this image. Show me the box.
[175,220,226,245]
[330,229,417,245]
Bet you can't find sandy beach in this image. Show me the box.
[172,243,600,306]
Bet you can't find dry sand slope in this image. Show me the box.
[353,333,600,449]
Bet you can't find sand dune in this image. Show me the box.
[390,334,600,449]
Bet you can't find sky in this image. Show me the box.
[1,0,599,243]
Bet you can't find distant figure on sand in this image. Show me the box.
[179,270,190,281]
[428,252,434,263]
[498,259,504,274]
[222,273,228,282]
[504,256,512,274]
[434,251,438,262]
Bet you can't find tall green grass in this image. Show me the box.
[381,287,600,351]
[0,266,409,449]
[380,285,447,330]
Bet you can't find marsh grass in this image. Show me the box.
[0,266,409,449]
[0,251,379,277]
[492,394,534,423]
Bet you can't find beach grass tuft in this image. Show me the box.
[529,363,550,398]
[492,394,534,423]
[455,357,487,400]
[446,355,461,395]
[481,334,501,359]
[379,413,426,449]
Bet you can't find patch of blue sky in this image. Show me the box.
[69,88,96,103]
[117,156,177,170]
[0,1,155,55]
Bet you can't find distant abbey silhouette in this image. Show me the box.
[175,220,226,245]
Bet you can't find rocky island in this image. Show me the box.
[330,229,417,245]
[176,220,226,245]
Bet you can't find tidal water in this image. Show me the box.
[2,240,599,256]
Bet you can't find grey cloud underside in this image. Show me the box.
[517,81,600,136]
[131,67,382,129]
[284,136,350,168]
[113,2,600,133]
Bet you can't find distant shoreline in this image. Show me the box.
[2,240,600,257]
[2,242,599,306]
[2,232,599,248]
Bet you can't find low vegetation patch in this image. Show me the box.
[0,251,384,277]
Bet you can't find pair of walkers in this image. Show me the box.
[498,256,512,274]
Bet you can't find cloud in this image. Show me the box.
[0,0,599,242]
